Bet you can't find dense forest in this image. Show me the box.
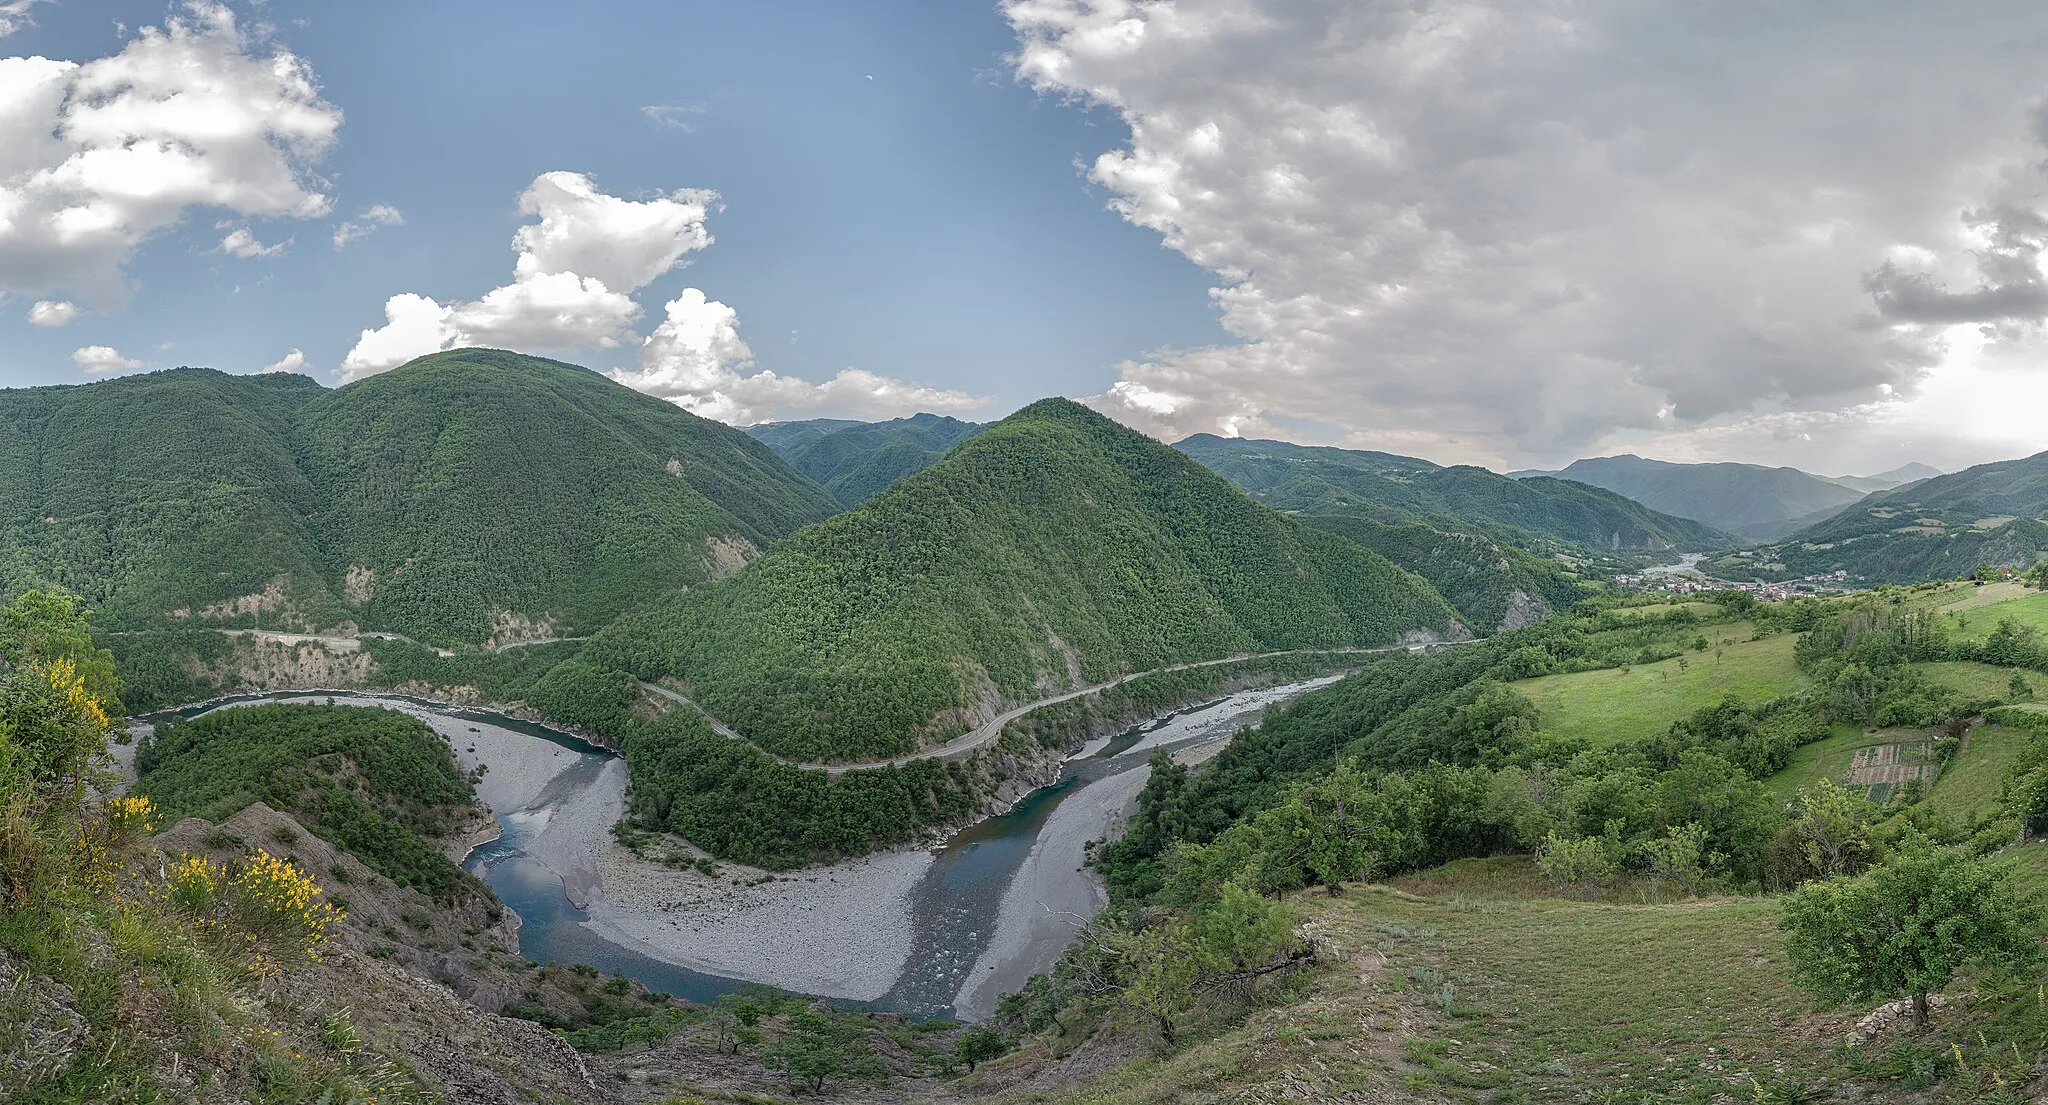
[1299,515,1590,631]
[591,398,1464,761]
[1175,434,1731,551]
[749,413,986,507]
[135,703,483,901]
[0,351,838,647]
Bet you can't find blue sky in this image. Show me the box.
[4,1,2047,472]
[0,0,1221,416]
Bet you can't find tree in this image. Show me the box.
[1786,779,1875,882]
[1636,822,1709,896]
[762,1008,883,1092]
[1104,918,1206,1043]
[1537,831,1614,898]
[1780,847,2044,1027]
[954,1026,1007,1072]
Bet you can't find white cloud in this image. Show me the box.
[344,172,989,421]
[0,1,47,39]
[331,203,403,248]
[0,2,341,307]
[510,171,715,293]
[71,344,140,374]
[257,348,307,374]
[1005,0,2048,468]
[640,103,705,131]
[25,298,76,326]
[611,289,989,424]
[339,172,704,380]
[219,227,288,257]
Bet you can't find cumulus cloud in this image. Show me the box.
[341,172,980,421]
[219,227,288,258]
[610,289,989,424]
[25,298,75,326]
[258,348,307,374]
[0,0,47,39]
[331,203,403,248]
[1005,0,2048,466]
[338,172,713,380]
[71,344,139,374]
[0,2,341,307]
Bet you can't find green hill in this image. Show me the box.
[748,413,985,506]
[1539,454,1873,539]
[1739,450,2048,583]
[1176,435,1730,552]
[0,351,839,646]
[1297,515,1589,632]
[592,399,1464,761]
[0,367,342,628]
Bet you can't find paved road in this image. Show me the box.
[638,638,1467,778]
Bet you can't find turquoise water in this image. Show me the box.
[148,687,1276,1020]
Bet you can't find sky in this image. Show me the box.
[3,1,2048,475]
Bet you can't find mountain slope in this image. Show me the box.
[1297,515,1590,631]
[295,349,839,644]
[1744,450,2048,582]
[0,367,343,627]
[1541,454,1868,539]
[1175,435,1729,551]
[749,413,985,506]
[0,351,839,646]
[593,399,1464,760]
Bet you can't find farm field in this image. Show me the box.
[1768,725,1925,801]
[1516,626,1804,748]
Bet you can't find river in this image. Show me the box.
[142,674,1343,1020]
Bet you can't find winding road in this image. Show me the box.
[638,638,1468,777]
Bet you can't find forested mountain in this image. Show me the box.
[0,367,341,629]
[592,399,1464,761]
[1297,515,1590,632]
[1528,454,1878,539]
[748,413,985,506]
[1731,449,2048,582]
[0,351,838,646]
[1174,435,1729,551]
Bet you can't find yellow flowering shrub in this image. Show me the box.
[165,849,345,967]
[168,853,223,912]
[227,850,345,961]
[105,794,161,837]
[46,656,109,731]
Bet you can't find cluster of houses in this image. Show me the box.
[1611,569,1852,601]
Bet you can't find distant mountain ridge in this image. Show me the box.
[1509,454,1942,540]
[0,350,840,646]
[1728,449,2048,583]
[1174,436,1730,552]
[592,399,1465,761]
[747,413,985,506]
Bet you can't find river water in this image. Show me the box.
[145,675,1343,1019]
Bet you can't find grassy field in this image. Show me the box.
[1516,627,1805,748]
[1019,862,1837,1105]
[1946,587,2048,643]
[1920,659,2041,701]
[1927,723,2028,823]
